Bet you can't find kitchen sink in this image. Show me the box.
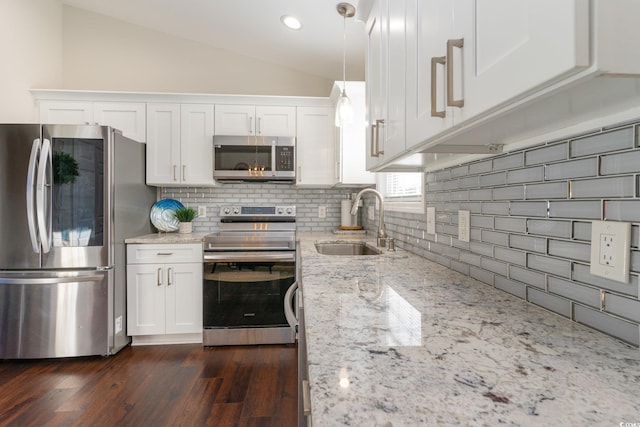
[314,242,381,256]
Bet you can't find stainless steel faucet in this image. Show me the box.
[350,188,388,247]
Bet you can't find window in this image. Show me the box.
[379,172,424,213]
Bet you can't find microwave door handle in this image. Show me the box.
[36,138,52,253]
[26,138,41,253]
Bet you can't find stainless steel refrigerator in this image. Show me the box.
[0,124,156,359]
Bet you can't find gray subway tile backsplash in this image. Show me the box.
[509,265,546,289]
[548,200,602,220]
[600,149,640,175]
[547,276,600,308]
[547,239,591,262]
[573,305,639,346]
[604,200,640,222]
[545,157,598,180]
[507,166,544,184]
[525,142,568,165]
[569,127,635,158]
[527,254,572,278]
[525,182,568,200]
[527,219,572,238]
[527,287,571,318]
[570,176,635,199]
[510,201,548,218]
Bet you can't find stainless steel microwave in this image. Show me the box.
[212,135,296,182]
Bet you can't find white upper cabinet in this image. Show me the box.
[93,102,147,142]
[333,82,375,186]
[407,0,589,149]
[39,100,146,142]
[39,100,93,125]
[214,105,296,136]
[296,106,335,186]
[146,103,215,186]
[366,0,408,171]
[459,0,589,123]
[366,0,640,170]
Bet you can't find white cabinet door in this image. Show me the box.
[256,106,296,136]
[334,82,375,185]
[38,100,93,124]
[296,106,335,186]
[164,262,203,334]
[127,263,166,336]
[215,105,296,136]
[93,102,146,142]
[459,0,589,122]
[365,0,386,170]
[146,103,181,185]
[214,105,254,135]
[382,0,407,160]
[405,0,457,148]
[180,104,215,185]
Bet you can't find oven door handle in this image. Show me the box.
[284,281,298,334]
[205,245,294,251]
[203,251,295,263]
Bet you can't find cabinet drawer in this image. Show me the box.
[127,243,202,264]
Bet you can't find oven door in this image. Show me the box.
[203,251,295,331]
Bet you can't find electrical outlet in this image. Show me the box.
[426,207,436,235]
[590,220,631,283]
[458,210,470,243]
[318,206,326,218]
[197,206,207,218]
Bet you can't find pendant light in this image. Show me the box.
[335,2,356,127]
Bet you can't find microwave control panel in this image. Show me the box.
[275,146,294,171]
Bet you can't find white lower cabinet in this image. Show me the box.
[127,243,202,344]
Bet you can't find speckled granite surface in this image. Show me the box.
[124,232,208,244]
[299,232,640,426]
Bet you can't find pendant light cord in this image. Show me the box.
[342,12,347,93]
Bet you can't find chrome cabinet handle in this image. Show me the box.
[248,116,254,134]
[257,117,262,134]
[173,165,177,181]
[431,56,446,118]
[370,122,379,157]
[157,267,162,286]
[446,38,464,108]
[182,165,186,181]
[375,119,385,156]
[156,252,173,256]
[302,380,311,415]
[167,267,173,286]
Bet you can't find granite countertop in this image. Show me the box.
[125,232,208,244]
[298,232,640,426]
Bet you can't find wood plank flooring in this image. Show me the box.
[0,344,297,427]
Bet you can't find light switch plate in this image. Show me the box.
[318,206,326,218]
[197,206,207,218]
[458,210,470,243]
[426,207,436,235]
[590,220,631,283]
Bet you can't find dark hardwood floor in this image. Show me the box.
[0,344,298,427]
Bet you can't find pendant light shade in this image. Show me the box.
[335,89,353,127]
[335,2,356,127]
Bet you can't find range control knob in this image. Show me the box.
[223,207,231,215]
[286,207,293,215]
[277,207,284,215]
[233,207,240,215]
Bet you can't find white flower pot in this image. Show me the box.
[178,222,193,234]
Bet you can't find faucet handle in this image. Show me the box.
[387,238,395,252]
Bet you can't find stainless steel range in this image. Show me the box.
[202,205,297,346]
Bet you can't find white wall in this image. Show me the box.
[0,0,63,122]
[62,6,333,97]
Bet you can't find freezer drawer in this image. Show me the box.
[0,270,110,359]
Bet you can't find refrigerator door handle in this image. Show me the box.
[26,138,41,253]
[36,138,52,253]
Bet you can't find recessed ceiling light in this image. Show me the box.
[281,15,302,30]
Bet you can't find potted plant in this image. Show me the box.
[174,207,197,234]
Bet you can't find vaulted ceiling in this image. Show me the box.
[61,0,367,81]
